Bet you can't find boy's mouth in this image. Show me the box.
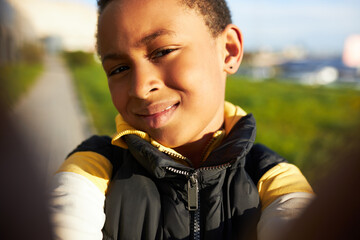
[136,102,180,129]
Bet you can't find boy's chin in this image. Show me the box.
[151,134,180,148]
[152,132,200,152]
[149,130,189,149]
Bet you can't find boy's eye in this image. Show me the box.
[109,65,130,76]
[151,48,177,59]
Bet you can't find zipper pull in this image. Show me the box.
[187,174,198,211]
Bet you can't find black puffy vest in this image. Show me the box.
[70,114,286,240]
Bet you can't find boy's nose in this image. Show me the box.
[129,65,162,99]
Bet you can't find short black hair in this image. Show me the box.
[96,0,232,37]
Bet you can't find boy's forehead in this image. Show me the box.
[101,0,199,22]
[106,0,183,10]
[99,0,182,36]
[98,0,209,45]
[101,0,182,23]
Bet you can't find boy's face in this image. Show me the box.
[98,0,228,149]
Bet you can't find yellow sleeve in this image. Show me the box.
[57,151,113,195]
[257,162,314,210]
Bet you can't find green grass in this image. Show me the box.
[226,76,360,182]
[63,52,117,135]
[63,51,360,184]
[0,62,44,106]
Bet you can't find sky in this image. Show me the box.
[227,0,360,54]
[23,0,360,55]
[76,0,360,55]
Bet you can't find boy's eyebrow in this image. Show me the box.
[102,53,127,64]
[135,29,176,47]
[102,29,176,63]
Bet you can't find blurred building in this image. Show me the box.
[343,35,360,68]
[0,0,38,64]
[239,42,360,85]
[278,57,358,85]
[9,0,97,52]
[41,36,63,55]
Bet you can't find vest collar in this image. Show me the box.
[122,113,256,179]
[111,101,248,166]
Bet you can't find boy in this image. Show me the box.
[50,0,314,239]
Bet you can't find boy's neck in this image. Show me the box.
[173,132,214,169]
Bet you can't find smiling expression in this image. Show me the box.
[98,0,229,150]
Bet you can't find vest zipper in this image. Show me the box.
[166,163,231,240]
[187,174,198,211]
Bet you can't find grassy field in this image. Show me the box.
[226,76,360,182]
[0,62,44,106]
[63,52,360,184]
[63,51,118,135]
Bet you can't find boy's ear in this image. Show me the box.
[221,24,243,74]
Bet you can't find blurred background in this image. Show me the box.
[0,0,359,238]
[1,0,360,188]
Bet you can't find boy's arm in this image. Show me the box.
[50,136,115,240]
[256,162,314,240]
[50,171,106,240]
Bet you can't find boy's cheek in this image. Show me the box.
[165,58,204,87]
[109,89,127,114]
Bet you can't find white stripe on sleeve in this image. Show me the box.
[257,192,315,240]
[50,172,106,240]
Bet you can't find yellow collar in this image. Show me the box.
[111,101,247,166]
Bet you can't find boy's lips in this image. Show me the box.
[135,102,180,129]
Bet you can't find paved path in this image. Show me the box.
[11,55,94,184]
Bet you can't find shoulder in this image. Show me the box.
[67,135,125,170]
[56,135,126,194]
[244,144,314,211]
[245,143,287,184]
[68,135,115,158]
